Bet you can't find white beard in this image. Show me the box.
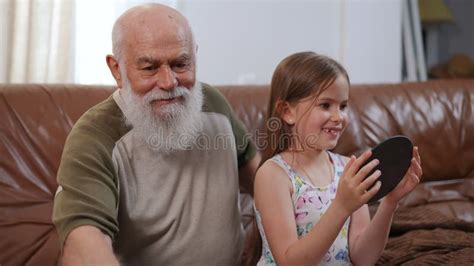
[120,82,204,153]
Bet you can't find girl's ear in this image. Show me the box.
[276,100,296,125]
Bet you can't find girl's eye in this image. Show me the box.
[340,104,348,111]
[320,103,330,109]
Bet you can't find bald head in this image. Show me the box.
[111,3,195,61]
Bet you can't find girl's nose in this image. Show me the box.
[331,109,342,122]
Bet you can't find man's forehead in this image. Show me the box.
[126,23,189,43]
[120,25,194,59]
[123,21,192,49]
[127,38,192,55]
[135,50,193,64]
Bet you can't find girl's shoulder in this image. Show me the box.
[256,156,288,181]
[254,156,294,202]
[255,155,292,187]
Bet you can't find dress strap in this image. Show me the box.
[270,154,297,182]
[327,151,346,180]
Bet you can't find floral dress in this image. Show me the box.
[255,151,351,265]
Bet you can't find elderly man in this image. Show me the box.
[52,3,259,265]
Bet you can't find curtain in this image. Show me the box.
[402,0,427,81]
[0,0,75,83]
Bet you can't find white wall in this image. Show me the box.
[344,0,402,83]
[73,0,403,85]
[183,0,402,85]
[182,1,341,85]
[75,0,117,85]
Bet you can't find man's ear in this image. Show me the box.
[106,54,123,88]
[276,100,296,125]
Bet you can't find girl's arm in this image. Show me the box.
[349,147,422,265]
[347,202,396,266]
[255,151,381,265]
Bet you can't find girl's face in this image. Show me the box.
[285,75,350,151]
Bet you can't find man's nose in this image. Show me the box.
[156,65,177,91]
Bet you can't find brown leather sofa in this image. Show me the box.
[1,80,473,265]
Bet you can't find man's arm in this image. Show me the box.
[60,226,120,266]
[238,153,261,196]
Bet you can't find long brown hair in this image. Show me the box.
[245,51,349,265]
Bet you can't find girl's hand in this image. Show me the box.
[334,150,382,216]
[383,146,422,206]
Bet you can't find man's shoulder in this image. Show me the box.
[67,94,131,150]
[201,82,232,117]
[76,95,123,128]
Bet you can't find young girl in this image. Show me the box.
[252,52,422,265]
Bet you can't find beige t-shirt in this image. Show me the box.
[53,83,256,265]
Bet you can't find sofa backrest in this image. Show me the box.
[0,84,114,265]
[218,80,474,183]
[1,80,473,264]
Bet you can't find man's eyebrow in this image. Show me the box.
[136,56,160,65]
[173,53,192,62]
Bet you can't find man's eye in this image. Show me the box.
[142,66,156,71]
[173,62,188,71]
